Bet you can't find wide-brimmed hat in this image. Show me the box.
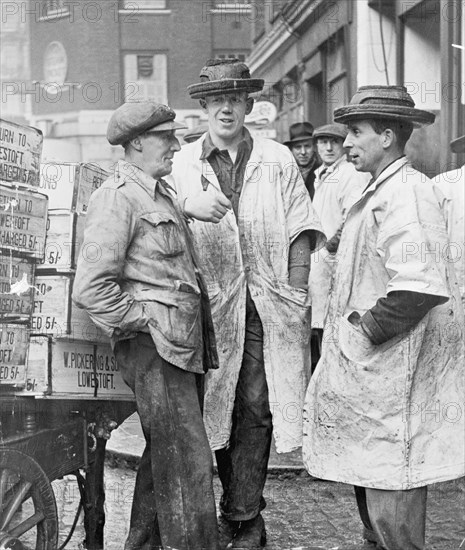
[333,86,435,127]
[107,101,186,146]
[187,59,264,99]
[313,123,348,141]
[183,123,208,144]
[283,122,314,147]
[450,134,465,153]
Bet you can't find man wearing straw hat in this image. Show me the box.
[302,86,464,550]
[73,101,223,550]
[170,59,323,549]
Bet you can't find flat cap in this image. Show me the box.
[334,86,435,127]
[313,123,348,141]
[188,59,264,99]
[107,101,186,145]
[183,123,208,144]
[450,134,465,153]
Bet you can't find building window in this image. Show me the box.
[122,0,166,9]
[41,0,69,17]
[124,53,168,104]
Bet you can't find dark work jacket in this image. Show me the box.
[72,160,218,374]
[301,157,321,200]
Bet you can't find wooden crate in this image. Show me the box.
[37,209,85,272]
[0,184,48,260]
[0,324,29,387]
[39,162,107,213]
[31,273,107,342]
[22,337,133,399]
[0,118,43,187]
[0,254,35,322]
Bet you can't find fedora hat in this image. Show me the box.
[333,86,435,127]
[107,101,186,146]
[283,122,314,146]
[313,123,348,141]
[450,134,465,153]
[187,59,264,99]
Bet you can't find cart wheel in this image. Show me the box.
[0,449,58,550]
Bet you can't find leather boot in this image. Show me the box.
[218,516,240,550]
[231,514,266,549]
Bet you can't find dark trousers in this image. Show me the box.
[310,328,323,374]
[215,295,273,521]
[114,333,219,550]
[354,485,427,550]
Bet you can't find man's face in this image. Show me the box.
[141,130,181,178]
[290,139,315,168]
[316,137,345,167]
[202,92,253,145]
[343,121,385,176]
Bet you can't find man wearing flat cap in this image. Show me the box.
[435,133,465,309]
[170,58,323,549]
[309,123,370,365]
[303,86,464,550]
[73,101,225,550]
[284,121,321,199]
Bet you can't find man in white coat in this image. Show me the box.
[170,58,323,549]
[303,86,465,550]
[434,134,465,308]
[309,123,370,366]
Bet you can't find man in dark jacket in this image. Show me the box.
[284,121,321,199]
[73,101,230,550]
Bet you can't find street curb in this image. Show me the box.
[105,449,307,476]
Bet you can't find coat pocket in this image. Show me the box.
[338,313,409,369]
[139,211,185,259]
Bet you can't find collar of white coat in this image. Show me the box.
[314,155,347,190]
[361,156,409,198]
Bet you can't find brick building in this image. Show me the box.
[247,0,464,174]
[4,0,252,166]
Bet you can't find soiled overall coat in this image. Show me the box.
[309,156,369,328]
[303,158,465,489]
[170,135,323,453]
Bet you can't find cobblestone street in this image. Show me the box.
[50,460,464,550]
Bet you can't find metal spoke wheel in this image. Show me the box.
[0,449,58,550]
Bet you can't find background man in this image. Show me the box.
[309,123,369,368]
[170,59,323,549]
[435,133,465,309]
[73,101,223,550]
[303,86,464,550]
[284,121,321,199]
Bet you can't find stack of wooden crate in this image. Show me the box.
[0,118,47,389]
[1,118,133,399]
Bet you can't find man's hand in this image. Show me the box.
[183,186,232,223]
[325,227,343,254]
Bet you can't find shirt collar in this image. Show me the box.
[115,160,170,199]
[200,127,253,161]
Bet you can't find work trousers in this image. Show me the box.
[215,294,273,521]
[114,333,219,550]
[354,485,427,550]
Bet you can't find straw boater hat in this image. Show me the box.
[187,59,264,99]
[107,101,186,146]
[450,134,465,153]
[283,122,314,147]
[313,123,348,141]
[333,85,435,127]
